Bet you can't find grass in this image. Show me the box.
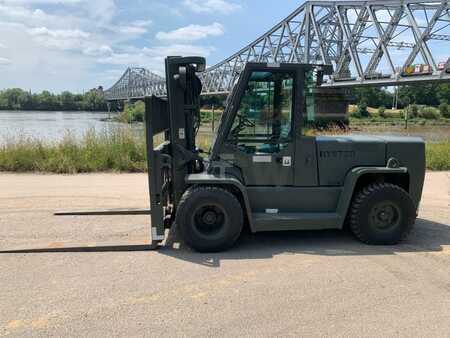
[0,128,147,174]
[426,142,450,171]
[0,127,448,173]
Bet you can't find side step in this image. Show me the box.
[54,209,151,216]
[252,212,342,232]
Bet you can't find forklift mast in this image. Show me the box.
[145,56,206,241]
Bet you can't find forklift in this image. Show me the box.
[58,56,425,252]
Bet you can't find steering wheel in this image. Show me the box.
[231,114,255,136]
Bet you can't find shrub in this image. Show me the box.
[419,106,441,120]
[378,106,386,118]
[357,102,369,118]
[117,101,145,123]
[405,104,419,118]
[439,102,449,118]
[350,110,362,118]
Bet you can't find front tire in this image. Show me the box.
[176,186,243,252]
[350,183,416,245]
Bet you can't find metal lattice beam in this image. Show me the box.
[105,0,450,101]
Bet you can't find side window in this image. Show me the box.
[228,71,294,154]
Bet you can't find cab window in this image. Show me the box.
[227,71,294,154]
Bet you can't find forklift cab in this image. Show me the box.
[211,63,332,187]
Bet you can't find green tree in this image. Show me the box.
[352,87,393,108]
[82,91,107,111]
[439,102,449,118]
[60,91,78,110]
[37,91,59,110]
[357,101,369,118]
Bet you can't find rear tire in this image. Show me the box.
[349,183,416,245]
[176,186,243,252]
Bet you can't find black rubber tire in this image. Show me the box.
[176,186,243,252]
[349,183,416,245]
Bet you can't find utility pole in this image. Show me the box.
[212,105,215,132]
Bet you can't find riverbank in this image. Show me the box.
[0,128,449,173]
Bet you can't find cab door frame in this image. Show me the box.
[212,62,319,187]
[217,63,298,186]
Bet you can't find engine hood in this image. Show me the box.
[315,134,424,186]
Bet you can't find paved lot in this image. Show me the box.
[0,172,449,337]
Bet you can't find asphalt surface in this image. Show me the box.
[0,172,449,337]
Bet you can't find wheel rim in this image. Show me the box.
[191,203,226,237]
[369,201,401,230]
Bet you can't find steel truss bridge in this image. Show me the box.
[105,0,450,101]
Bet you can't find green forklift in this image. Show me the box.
[58,56,426,252]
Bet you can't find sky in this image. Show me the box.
[0,0,304,93]
[0,0,448,94]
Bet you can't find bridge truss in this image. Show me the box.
[105,0,450,101]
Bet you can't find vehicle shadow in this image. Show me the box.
[158,218,450,267]
[1,218,449,268]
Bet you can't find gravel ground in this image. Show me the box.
[0,172,449,337]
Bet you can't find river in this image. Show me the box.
[0,110,448,143]
[0,110,142,143]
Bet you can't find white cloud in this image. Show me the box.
[28,27,90,39]
[83,45,113,57]
[1,0,83,4]
[183,0,241,14]
[0,57,11,65]
[27,27,90,51]
[132,20,152,28]
[116,25,148,35]
[0,1,220,92]
[112,19,152,37]
[156,23,224,42]
[83,0,117,26]
[98,44,215,74]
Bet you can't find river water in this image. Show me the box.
[0,110,143,143]
[0,110,449,143]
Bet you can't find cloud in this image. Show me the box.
[156,23,224,42]
[110,19,152,37]
[1,0,83,4]
[0,1,221,92]
[183,0,241,14]
[27,27,90,51]
[97,44,215,74]
[132,20,152,28]
[0,57,11,65]
[83,45,113,57]
[28,27,90,39]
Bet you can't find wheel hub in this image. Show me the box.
[192,205,226,237]
[369,202,400,230]
[202,210,218,225]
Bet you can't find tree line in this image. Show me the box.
[0,88,108,111]
[352,83,449,108]
[200,83,450,109]
[1,83,448,112]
